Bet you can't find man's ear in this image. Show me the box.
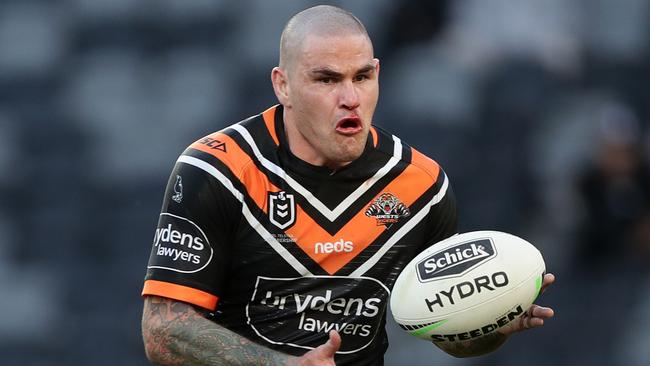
[271,67,290,107]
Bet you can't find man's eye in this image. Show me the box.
[319,77,333,84]
[355,74,368,82]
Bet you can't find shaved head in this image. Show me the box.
[270,5,380,170]
[279,5,372,72]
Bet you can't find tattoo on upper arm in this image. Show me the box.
[142,296,291,365]
[142,296,187,365]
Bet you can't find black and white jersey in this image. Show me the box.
[143,105,457,365]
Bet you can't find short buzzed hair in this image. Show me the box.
[279,5,372,70]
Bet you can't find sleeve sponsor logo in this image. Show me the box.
[148,213,213,273]
[416,239,497,282]
[246,276,390,354]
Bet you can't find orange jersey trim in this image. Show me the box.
[188,121,440,276]
[370,127,378,148]
[190,132,281,210]
[409,147,441,182]
[142,280,219,311]
[262,105,280,146]
[285,161,436,274]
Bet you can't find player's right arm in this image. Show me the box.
[142,296,340,366]
[142,295,289,365]
[141,146,340,365]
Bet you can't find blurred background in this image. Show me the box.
[1,0,649,365]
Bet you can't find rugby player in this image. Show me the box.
[141,5,555,365]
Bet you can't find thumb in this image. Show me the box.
[321,330,341,356]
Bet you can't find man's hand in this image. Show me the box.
[433,273,556,358]
[290,330,341,366]
[500,273,555,336]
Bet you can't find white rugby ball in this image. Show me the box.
[390,231,545,343]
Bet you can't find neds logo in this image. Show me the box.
[314,239,353,254]
[417,239,496,281]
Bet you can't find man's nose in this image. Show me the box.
[339,81,360,110]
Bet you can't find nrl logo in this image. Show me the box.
[365,192,410,228]
[268,191,296,230]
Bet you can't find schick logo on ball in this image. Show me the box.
[416,239,496,282]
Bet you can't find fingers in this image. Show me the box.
[524,313,547,329]
[524,317,544,328]
[543,273,555,285]
[540,273,555,294]
[508,277,556,334]
[530,304,554,319]
[521,304,555,330]
[296,331,341,365]
[321,330,341,356]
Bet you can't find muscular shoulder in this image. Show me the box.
[407,145,442,184]
[372,125,443,185]
[180,107,278,180]
[185,118,260,177]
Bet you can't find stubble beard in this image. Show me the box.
[328,132,367,167]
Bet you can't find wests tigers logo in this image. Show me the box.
[365,193,410,228]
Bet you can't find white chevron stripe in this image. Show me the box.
[230,124,403,222]
[177,155,312,276]
[349,174,450,277]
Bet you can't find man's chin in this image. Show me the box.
[327,133,366,164]
[335,145,365,165]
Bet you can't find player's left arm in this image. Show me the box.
[433,273,556,358]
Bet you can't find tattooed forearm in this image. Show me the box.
[433,331,509,358]
[142,296,295,365]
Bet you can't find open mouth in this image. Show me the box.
[335,116,363,135]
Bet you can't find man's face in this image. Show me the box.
[281,33,379,169]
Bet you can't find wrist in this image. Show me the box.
[285,355,300,366]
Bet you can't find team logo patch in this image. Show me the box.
[268,191,296,230]
[365,192,410,228]
[172,175,183,203]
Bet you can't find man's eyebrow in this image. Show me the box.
[308,63,376,77]
[356,64,376,74]
[309,68,343,78]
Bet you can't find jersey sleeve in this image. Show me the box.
[142,155,241,311]
[421,169,459,250]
